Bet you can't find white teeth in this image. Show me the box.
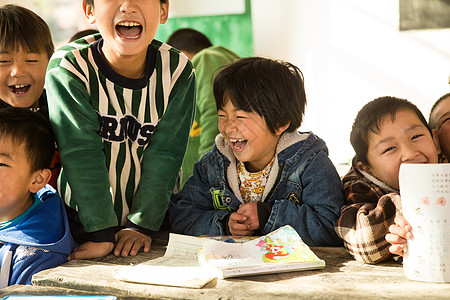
[117,21,141,27]
[230,139,245,143]
[14,84,28,88]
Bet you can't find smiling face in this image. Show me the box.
[84,0,168,70]
[360,109,440,190]
[430,96,450,161]
[218,100,287,172]
[0,139,36,222]
[0,47,48,108]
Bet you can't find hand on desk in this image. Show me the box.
[385,215,413,257]
[228,202,259,236]
[68,241,114,260]
[114,228,152,257]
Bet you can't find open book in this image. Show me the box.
[200,225,324,278]
[399,163,450,283]
[116,225,324,288]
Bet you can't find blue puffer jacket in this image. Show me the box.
[169,131,344,246]
[0,185,75,287]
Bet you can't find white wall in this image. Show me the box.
[251,0,450,165]
[7,0,450,166]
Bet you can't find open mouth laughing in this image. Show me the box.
[116,21,143,39]
[229,138,247,151]
[8,84,31,95]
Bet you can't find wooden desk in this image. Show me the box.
[1,241,450,299]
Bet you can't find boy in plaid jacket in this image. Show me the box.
[335,96,440,263]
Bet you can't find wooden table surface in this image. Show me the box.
[1,236,450,300]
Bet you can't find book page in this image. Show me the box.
[116,233,216,288]
[399,163,450,283]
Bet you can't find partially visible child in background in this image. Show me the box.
[167,28,240,186]
[0,4,60,189]
[45,0,195,259]
[0,107,74,287]
[170,57,344,246]
[429,93,450,163]
[69,29,99,43]
[386,93,450,256]
[335,96,440,264]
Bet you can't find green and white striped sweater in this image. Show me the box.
[46,34,196,238]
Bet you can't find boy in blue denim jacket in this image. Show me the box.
[170,57,344,246]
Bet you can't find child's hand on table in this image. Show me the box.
[114,228,152,256]
[68,241,114,260]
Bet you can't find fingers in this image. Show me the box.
[229,213,254,236]
[114,229,152,256]
[114,237,138,256]
[388,243,406,257]
[229,212,247,223]
[142,237,152,253]
[394,215,412,232]
[388,224,413,240]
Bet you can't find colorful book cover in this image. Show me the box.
[199,225,325,278]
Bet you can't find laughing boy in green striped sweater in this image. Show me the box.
[45,0,195,259]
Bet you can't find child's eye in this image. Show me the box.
[0,162,9,167]
[440,117,450,128]
[26,60,39,63]
[236,115,246,119]
[411,134,424,141]
[0,60,11,64]
[382,146,395,154]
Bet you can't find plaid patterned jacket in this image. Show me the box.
[335,158,401,264]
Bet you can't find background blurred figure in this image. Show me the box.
[69,29,99,43]
[167,28,240,185]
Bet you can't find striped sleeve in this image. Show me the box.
[46,38,118,234]
[127,43,196,231]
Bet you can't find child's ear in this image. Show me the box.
[356,161,374,175]
[160,1,169,24]
[29,169,52,194]
[274,122,291,136]
[83,0,96,25]
[432,129,442,155]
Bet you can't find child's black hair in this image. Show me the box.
[167,28,212,54]
[350,96,432,164]
[429,92,450,129]
[213,57,307,134]
[0,4,54,59]
[0,107,55,172]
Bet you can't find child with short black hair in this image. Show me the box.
[46,0,196,259]
[335,96,440,263]
[387,93,450,256]
[0,4,61,189]
[0,4,53,113]
[0,107,74,287]
[170,57,344,246]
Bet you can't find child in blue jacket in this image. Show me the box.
[169,57,344,246]
[0,108,75,287]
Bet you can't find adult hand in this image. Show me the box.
[114,228,152,256]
